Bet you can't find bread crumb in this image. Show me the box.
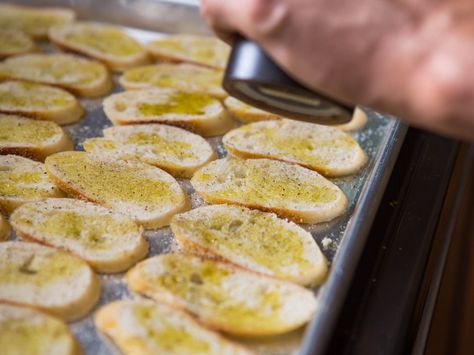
[321,237,333,250]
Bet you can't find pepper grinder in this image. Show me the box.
[223,37,353,125]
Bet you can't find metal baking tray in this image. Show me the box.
[3,0,408,354]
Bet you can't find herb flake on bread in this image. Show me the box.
[0,241,100,321]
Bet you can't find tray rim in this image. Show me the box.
[300,118,407,355]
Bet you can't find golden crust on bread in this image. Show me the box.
[0,4,75,39]
[146,34,230,70]
[45,151,190,229]
[0,241,100,321]
[0,81,84,125]
[335,106,368,131]
[0,114,73,160]
[223,119,367,177]
[127,253,317,336]
[0,154,64,215]
[191,158,348,224]
[0,29,36,59]
[224,96,282,123]
[103,88,235,136]
[49,22,150,72]
[0,54,113,97]
[83,124,216,178]
[95,300,253,355]
[120,63,226,99]
[0,303,81,355]
[0,214,9,241]
[11,198,149,273]
[171,205,327,286]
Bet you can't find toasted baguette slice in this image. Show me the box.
[0,214,9,241]
[0,155,64,215]
[0,4,75,39]
[10,198,149,273]
[192,158,348,224]
[146,34,230,70]
[223,119,368,177]
[0,114,73,160]
[127,253,317,336]
[224,96,282,123]
[95,300,252,355]
[0,304,81,355]
[335,106,368,131]
[0,54,113,97]
[49,22,150,72]
[171,205,327,286]
[103,88,235,136]
[83,124,216,178]
[0,241,100,321]
[0,29,36,59]
[120,63,227,99]
[45,151,189,229]
[0,81,83,125]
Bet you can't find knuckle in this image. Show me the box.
[200,1,218,24]
[243,0,288,38]
[246,0,270,22]
[410,51,466,124]
[199,0,210,18]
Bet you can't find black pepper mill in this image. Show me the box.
[223,37,353,124]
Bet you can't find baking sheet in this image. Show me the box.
[2,1,407,354]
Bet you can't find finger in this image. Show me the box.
[199,1,229,42]
[200,0,241,41]
[200,0,288,42]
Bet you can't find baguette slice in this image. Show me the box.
[191,158,348,224]
[0,29,36,58]
[335,106,368,131]
[223,119,367,177]
[0,155,64,215]
[49,22,150,72]
[126,253,317,336]
[10,198,149,273]
[0,241,100,321]
[0,114,73,160]
[120,63,227,99]
[0,304,81,355]
[103,88,235,136]
[146,34,230,70]
[95,300,252,355]
[0,4,75,39]
[0,214,9,241]
[0,53,113,97]
[0,81,83,125]
[224,96,282,123]
[45,151,189,229]
[83,124,216,178]
[171,205,327,286]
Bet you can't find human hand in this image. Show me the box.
[201,0,474,140]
